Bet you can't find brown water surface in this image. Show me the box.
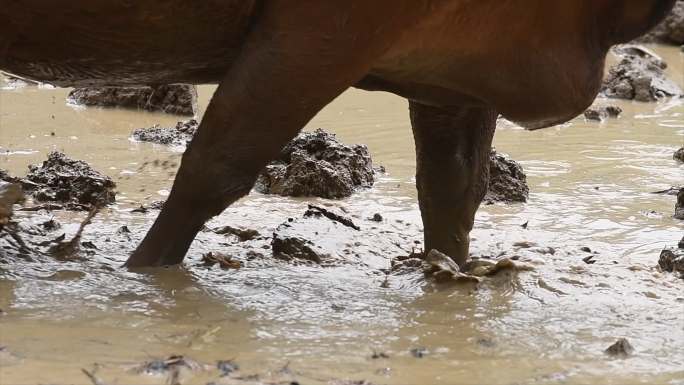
[0,46,683,385]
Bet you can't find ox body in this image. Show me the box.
[0,1,675,267]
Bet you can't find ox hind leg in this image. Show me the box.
[409,101,497,268]
[124,2,424,267]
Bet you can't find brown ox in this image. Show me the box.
[0,1,675,267]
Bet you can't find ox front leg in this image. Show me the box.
[124,2,423,267]
[409,101,497,268]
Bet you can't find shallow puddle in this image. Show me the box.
[0,46,683,385]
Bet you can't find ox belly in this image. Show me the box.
[0,1,257,86]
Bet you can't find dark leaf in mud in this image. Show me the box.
[583,255,597,264]
[217,359,239,376]
[304,205,360,230]
[201,252,242,269]
[46,208,99,261]
[131,205,148,213]
[605,338,634,357]
[410,347,429,358]
[133,354,205,375]
[81,367,108,385]
[370,213,383,222]
[213,225,261,242]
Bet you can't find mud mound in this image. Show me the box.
[22,152,116,209]
[132,119,198,146]
[485,150,529,204]
[635,0,684,45]
[676,188,684,220]
[601,45,681,101]
[659,240,684,278]
[255,129,375,199]
[674,147,684,162]
[67,84,197,116]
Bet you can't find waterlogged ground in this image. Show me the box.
[0,46,683,385]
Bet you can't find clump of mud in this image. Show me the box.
[601,45,681,101]
[255,129,375,199]
[675,188,684,220]
[67,84,197,116]
[659,242,684,278]
[635,0,684,45]
[485,150,529,204]
[132,119,198,146]
[21,152,116,210]
[674,147,684,163]
[605,338,634,357]
[583,105,622,121]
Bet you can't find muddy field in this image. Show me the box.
[0,46,683,385]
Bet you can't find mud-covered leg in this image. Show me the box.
[409,101,497,267]
[124,2,424,267]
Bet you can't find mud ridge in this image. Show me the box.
[68,84,197,116]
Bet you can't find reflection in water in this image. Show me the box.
[0,46,683,384]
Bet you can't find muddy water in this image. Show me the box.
[1,46,683,385]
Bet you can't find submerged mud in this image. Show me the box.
[68,84,198,116]
[601,45,681,101]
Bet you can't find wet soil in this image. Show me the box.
[68,84,198,116]
[601,45,681,101]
